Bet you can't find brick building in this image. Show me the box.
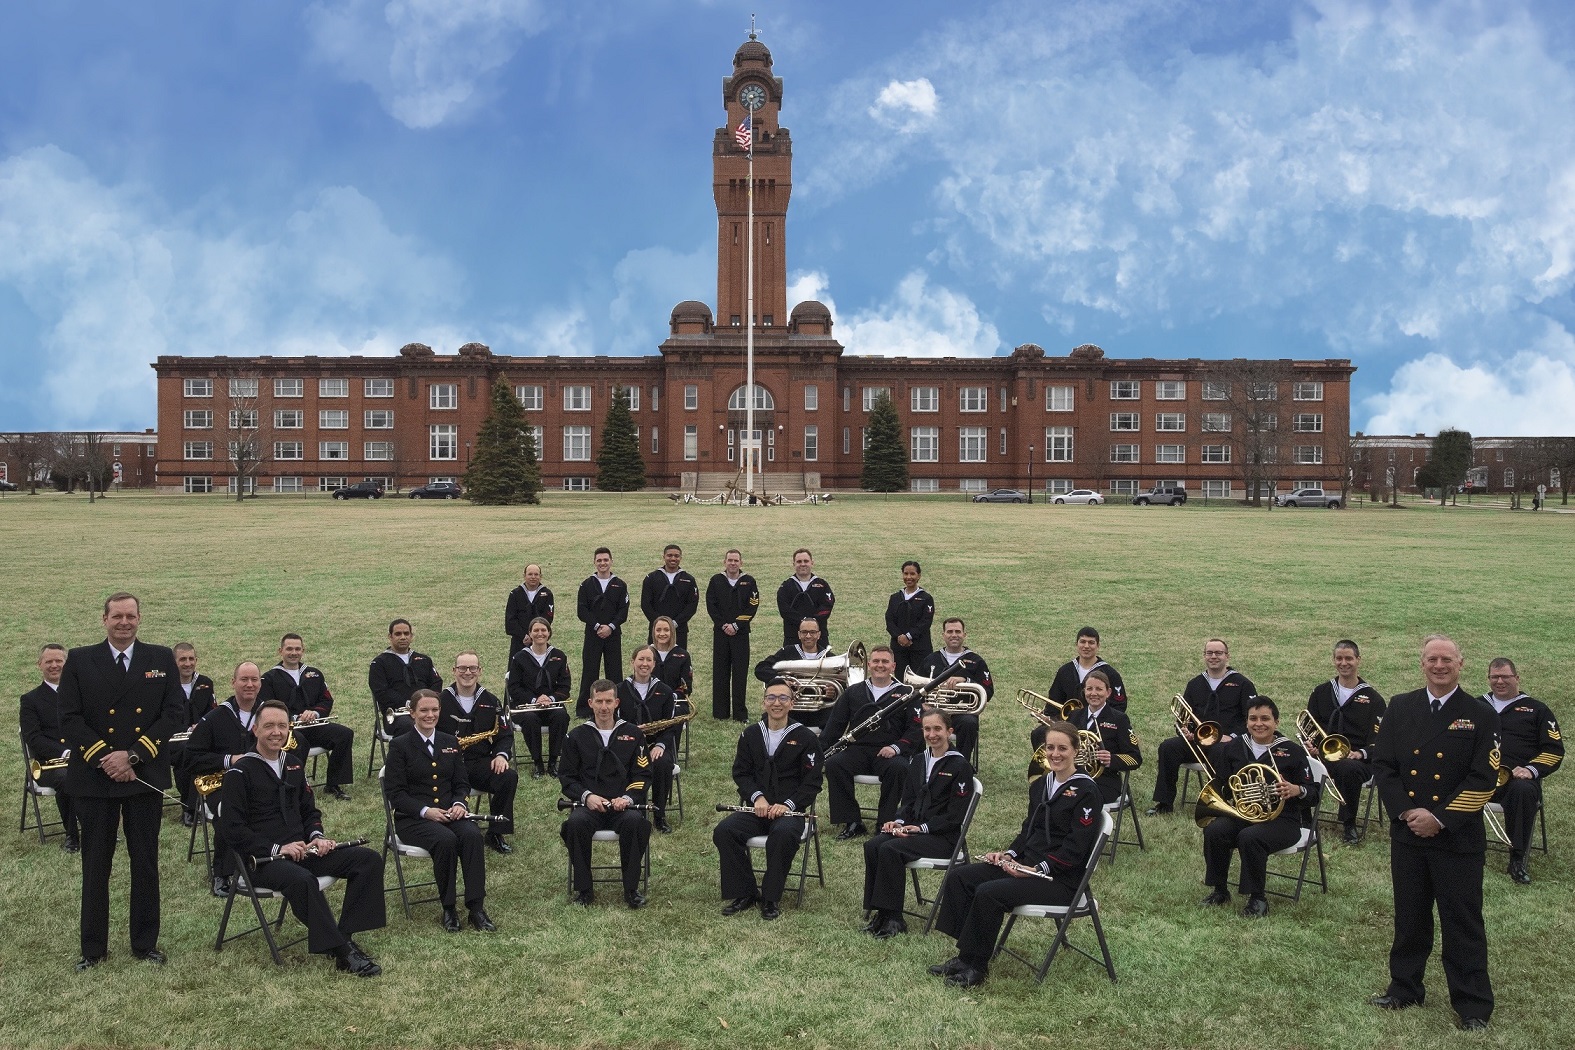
[151,37,1354,498]
[1353,433,1570,499]
[0,430,158,491]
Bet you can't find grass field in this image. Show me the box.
[1,493,1570,1050]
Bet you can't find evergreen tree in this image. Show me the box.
[464,379,541,505]
[861,391,908,492]
[596,387,646,492]
[1423,427,1473,505]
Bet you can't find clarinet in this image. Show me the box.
[255,837,371,864]
[557,797,657,812]
[824,685,917,758]
[714,803,817,820]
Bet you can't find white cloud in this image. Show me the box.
[869,78,938,132]
[838,271,1000,358]
[786,269,834,315]
[606,244,713,354]
[305,0,551,129]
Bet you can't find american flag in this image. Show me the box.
[734,115,752,150]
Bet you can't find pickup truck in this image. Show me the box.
[1275,487,1342,508]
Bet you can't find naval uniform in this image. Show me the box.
[384,729,488,911]
[576,573,630,712]
[1483,691,1562,857]
[714,720,824,905]
[822,680,921,828]
[558,719,651,895]
[640,567,700,650]
[1047,658,1128,713]
[776,573,835,650]
[184,698,262,879]
[1200,734,1316,899]
[1304,677,1386,826]
[507,645,572,772]
[863,750,975,915]
[1152,668,1255,807]
[707,571,759,721]
[168,673,216,808]
[259,664,355,792]
[20,679,78,840]
[368,649,443,737]
[755,643,834,730]
[615,677,682,818]
[1061,703,1142,806]
[917,648,994,762]
[504,583,555,658]
[438,685,518,834]
[884,586,935,681]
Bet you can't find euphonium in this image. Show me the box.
[903,669,989,715]
[774,641,867,712]
[29,757,69,779]
[1016,686,1082,720]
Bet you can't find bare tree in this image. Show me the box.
[1548,437,1575,506]
[1326,424,1358,503]
[6,432,54,494]
[218,372,274,501]
[1210,360,1293,506]
[1078,423,1112,494]
[48,432,113,500]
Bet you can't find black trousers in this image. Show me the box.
[513,708,569,767]
[890,644,931,683]
[508,635,525,660]
[1386,838,1493,1021]
[294,720,356,790]
[935,861,1077,970]
[1326,756,1373,825]
[1151,736,1198,805]
[952,714,979,765]
[825,747,905,826]
[1201,815,1302,897]
[1493,777,1542,855]
[77,793,163,958]
[712,628,751,721]
[396,816,488,908]
[247,844,387,953]
[37,766,78,836]
[714,812,806,903]
[561,809,650,894]
[166,741,193,809]
[578,629,623,711]
[863,831,955,913]
[645,748,675,812]
[465,759,519,828]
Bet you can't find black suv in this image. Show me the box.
[409,481,463,500]
[331,481,385,500]
[1131,484,1187,506]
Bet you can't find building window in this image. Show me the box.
[365,441,395,461]
[563,426,591,461]
[228,409,258,429]
[319,441,350,461]
[184,378,212,398]
[651,387,659,412]
[563,386,592,411]
[959,479,987,493]
[911,387,939,413]
[1202,412,1231,432]
[318,477,346,492]
[427,425,458,461]
[843,427,851,455]
[1156,413,1186,432]
[1202,381,1230,401]
[1293,382,1325,401]
[184,476,213,493]
[1504,468,1515,488]
[959,427,988,463]
[1110,413,1140,431]
[515,385,543,411]
[183,410,211,429]
[274,378,303,398]
[1248,382,1278,401]
[728,385,776,411]
[365,378,394,398]
[683,425,698,461]
[1110,381,1140,400]
[1046,479,1074,495]
[229,378,258,398]
[1155,381,1185,400]
[273,441,303,461]
[1201,444,1232,464]
[1293,413,1323,433]
[183,441,212,461]
[225,477,257,496]
[1251,446,1279,465]
[1203,480,1232,498]
[1000,428,1008,456]
[526,426,543,455]
[1046,386,1074,412]
[365,410,395,429]
[1294,445,1324,465]
[651,427,659,454]
[861,428,870,453]
[273,409,303,429]
[959,387,988,413]
[803,425,818,461]
[1110,444,1139,463]
[843,387,852,413]
[1155,444,1186,464]
[319,410,349,429]
[619,386,640,412]
[910,478,940,493]
[319,378,349,398]
[863,387,891,412]
[804,385,819,411]
[683,385,699,411]
[146,445,156,457]
[1110,479,1138,496]
[563,477,591,492]
[274,476,303,493]
[910,427,939,462]
[1045,427,1073,462]
[430,384,459,410]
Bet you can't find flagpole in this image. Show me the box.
[745,117,756,504]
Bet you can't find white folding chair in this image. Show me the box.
[365,700,395,779]
[212,804,340,965]
[565,826,652,900]
[746,807,824,907]
[991,811,1117,984]
[1177,761,1209,808]
[853,773,883,826]
[377,767,441,918]
[905,777,984,932]
[1264,757,1328,901]
[1101,770,1145,864]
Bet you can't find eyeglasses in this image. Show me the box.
[1487,674,1518,681]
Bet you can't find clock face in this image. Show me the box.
[739,84,767,111]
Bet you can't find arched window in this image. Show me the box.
[728,384,775,411]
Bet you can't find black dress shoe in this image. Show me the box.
[835,822,868,841]
[547,760,560,777]
[873,916,908,940]
[530,763,546,779]
[1508,859,1532,884]
[945,966,987,989]
[1457,1017,1489,1031]
[572,890,595,907]
[1146,803,1173,816]
[1369,994,1420,1010]
[928,957,964,978]
[74,955,105,972]
[132,948,167,965]
[468,908,497,932]
[180,809,197,828]
[653,815,674,834]
[335,947,381,977]
[1242,897,1269,918]
[1343,824,1362,845]
[859,913,881,934]
[722,895,758,917]
[486,833,513,855]
[759,900,781,921]
[1200,888,1232,906]
[442,907,462,933]
[211,875,232,898]
[325,786,352,802]
[62,836,81,854]
[624,891,647,910]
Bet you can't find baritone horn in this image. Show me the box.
[774,641,868,712]
[903,669,989,715]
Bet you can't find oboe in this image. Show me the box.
[714,803,816,820]
[557,797,657,812]
[255,837,371,864]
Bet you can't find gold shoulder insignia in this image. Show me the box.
[1489,747,1501,770]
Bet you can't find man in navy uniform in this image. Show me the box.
[1480,658,1562,884]
[640,544,699,650]
[20,643,78,851]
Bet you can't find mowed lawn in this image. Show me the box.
[1,492,1570,1050]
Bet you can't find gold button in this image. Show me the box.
[1432,795,1440,801]
[109,709,116,715]
[136,708,143,714]
[107,728,115,734]
[1410,770,1417,776]
[1413,749,1420,755]
[1434,774,1441,780]
[1408,791,1416,797]
[1437,752,1444,759]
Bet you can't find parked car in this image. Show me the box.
[973,488,1028,504]
[0,479,17,492]
[1275,487,1343,508]
[1131,484,1187,506]
[331,481,385,500]
[1051,489,1104,505]
[409,481,463,500]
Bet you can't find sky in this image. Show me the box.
[2,0,1574,435]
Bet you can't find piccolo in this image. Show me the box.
[972,855,1057,882]
[255,837,371,864]
[556,797,658,812]
[714,803,817,820]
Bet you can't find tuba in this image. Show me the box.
[904,669,989,715]
[774,641,868,712]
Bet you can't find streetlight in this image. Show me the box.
[1027,444,1034,504]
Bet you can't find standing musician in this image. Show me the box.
[707,548,760,722]
[1047,626,1127,712]
[884,560,935,681]
[823,646,920,841]
[616,645,682,834]
[219,699,386,976]
[439,651,517,855]
[640,543,700,649]
[57,592,187,971]
[186,661,266,897]
[559,680,651,909]
[259,633,356,801]
[916,618,994,762]
[1048,669,1141,806]
[1481,658,1562,884]
[1369,634,1497,1030]
[504,563,555,659]
[19,643,78,852]
[576,547,630,714]
[755,618,833,730]
[507,616,572,779]
[650,615,694,704]
[170,642,216,824]
[369,618,443,737]
[713,677,823,921]
[930,721,1102,990]
[1198,696,1317,918]
[862,707,976,939]
[776,547,835,649]
[1304,639,1386,844]
[1148,638,1256,816]
[384,690,496,933]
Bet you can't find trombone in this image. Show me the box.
[1010,690,1101,779]
[1016,686,1083,721]
[1294,710,1349,806]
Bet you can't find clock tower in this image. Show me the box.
[714,35,791,329]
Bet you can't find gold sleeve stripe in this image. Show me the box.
[83,740,108,762]
[1451,792,1495,804]
[1532,753,1561,765]
[139,736,159,758]
[1445,799,1488,813]
[627,780,646,791]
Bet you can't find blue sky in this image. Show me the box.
[3,0,1574,435]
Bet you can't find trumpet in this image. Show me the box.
[505,700,571,717]
[556,797,658,812]
[774,641,868,712]
[714,803,816,820]
[254,837,371,864]
[29,757,69,779]
[1016,687,1083,720]
[903,669,989,715]
[1294,710,1349,806]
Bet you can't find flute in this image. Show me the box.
[972,854,1057,882]
[557,797,658,812]
[714,803,816,820]
[255,837,371,864]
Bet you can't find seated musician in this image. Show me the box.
[1482,658,1563,884]
[19,643,78,852]
[862,707,976,939]
[617,645,682,834]
[384,689,496,933]
[170,642,216,824]
[755,619,833,731]
[1066,670,1142,806]
[931,721,1101,989]
[1199,696,1317,918]
[259,633,356,801]
[369,618,443,738]
[187,661,266,897]
[713,677,823,921]
[507,616,572,779]
[439,650,518,855]
[917,618,993,761]
[1304,639,1385,843]
[650,616,694,708]
[1148,638,1255,816]
[559,680,651,909]
[823,645,921,841]
[1047,626,1128,711]
[218,700,386,977]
